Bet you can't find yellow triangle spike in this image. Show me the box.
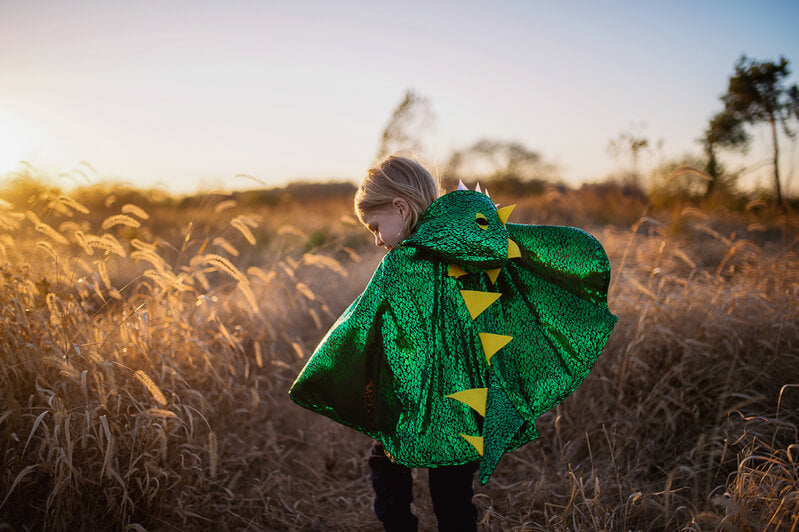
[448,263,467,278]
[446,388,488,417]
[496,204,516,225]
[460,290,501,320]
[460,434,484,456]
[479,333,513,365]
[486,268,501,284]
[507,238,521,259]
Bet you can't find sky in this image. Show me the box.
[1,0,798,194]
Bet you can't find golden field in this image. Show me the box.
[0,178,797,531]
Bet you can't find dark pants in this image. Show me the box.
[368,441,479,532]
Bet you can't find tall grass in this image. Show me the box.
[0,182,796,530]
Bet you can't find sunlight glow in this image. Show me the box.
[0,111,38,176]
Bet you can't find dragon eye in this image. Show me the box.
[475,213,489,230]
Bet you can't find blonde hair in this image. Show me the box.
[355,156,441,237]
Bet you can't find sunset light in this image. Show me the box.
[0,111,38,175]
[1,2,797,193]
[1,2,798,530]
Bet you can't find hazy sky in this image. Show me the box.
[1,0,798,193]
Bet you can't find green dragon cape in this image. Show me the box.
[289,190,617,483]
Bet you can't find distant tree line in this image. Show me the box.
[376,89,557,196]
[378,54,798,207]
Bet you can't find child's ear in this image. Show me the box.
[393,197,410,219]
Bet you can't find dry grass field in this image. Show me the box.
[0,179,797,531]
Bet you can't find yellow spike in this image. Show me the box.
[460,290,501,320]
[460,434,484,456]
[446,388,488,417]
[486,268,501,284]
[479,332,513,365]
[448,263,467,278]
[496,204,516,225]
[507,238,521,259]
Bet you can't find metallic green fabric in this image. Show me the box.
[289,190,617,483]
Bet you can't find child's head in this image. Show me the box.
[355,156,440,249]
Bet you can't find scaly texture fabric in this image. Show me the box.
[289,190,618,483]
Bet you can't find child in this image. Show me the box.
[289,156,617,531]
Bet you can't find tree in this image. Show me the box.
[721,55,799,206]
[443,139,551,193]
[376,89,434,161]
[699,110,748,197]
[607,126,660,186]
[444,139,546,181]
